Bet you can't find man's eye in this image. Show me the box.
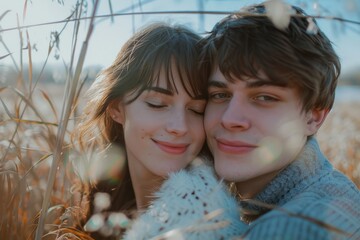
[209,92,231,100]
[254,95,278,102]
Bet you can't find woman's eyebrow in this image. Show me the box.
[145,86,173,96]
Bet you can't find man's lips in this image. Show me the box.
[153,140,188,154]
[216,138,257,154]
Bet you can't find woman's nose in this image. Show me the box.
[165,109,188,136]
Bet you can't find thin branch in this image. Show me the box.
[1,11,358,34]
[34,0,100,238]
[0,10,72,163]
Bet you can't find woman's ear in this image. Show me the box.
[305,108,329,136]
[107,100,125,124]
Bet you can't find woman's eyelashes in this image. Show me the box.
[145,101,166,109]
[145,100,205,115]
[188,100,206,115]
[188,107,204,115]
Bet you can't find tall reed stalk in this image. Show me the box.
[34,0,99,239]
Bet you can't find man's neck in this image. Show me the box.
[235,169,281,199]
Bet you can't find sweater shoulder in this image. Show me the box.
[246,214,354,240]
[279,165,360,212]
[289,169,360,213]
[256,177,360,240]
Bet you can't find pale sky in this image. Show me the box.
[0,0,360,74]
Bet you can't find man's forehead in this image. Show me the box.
[209,68,273,86]
[209,67,291,88]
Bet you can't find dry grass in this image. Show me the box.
[1,0,98,237]
[1,83,360,239]
[0,82,85,239]
[317,101,360,188]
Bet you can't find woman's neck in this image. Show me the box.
[127,159,164,211]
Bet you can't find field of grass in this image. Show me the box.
[317,101,360,187]
[1,82,359,239]
[0,83,84,239]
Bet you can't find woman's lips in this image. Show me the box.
[153,140,188,154]
[216,138,257,154]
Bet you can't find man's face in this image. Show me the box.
[205,67,323,183]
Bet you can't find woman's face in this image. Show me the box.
[111,67,206,178]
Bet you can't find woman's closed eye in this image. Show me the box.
[188,107,205,115]
[146,101,166,109]
[146,102,204,115]
[188,100,206,115]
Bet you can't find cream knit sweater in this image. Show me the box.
[124,159,246,240]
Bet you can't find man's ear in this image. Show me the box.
[305,108,329,136]
[107,100,125,124]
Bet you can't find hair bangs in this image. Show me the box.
[121,23,207,104]
[215,26,290,88]
[147,27,207,100]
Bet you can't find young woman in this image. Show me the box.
[72,22,209,239]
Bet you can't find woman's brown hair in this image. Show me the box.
[71,22,209,239]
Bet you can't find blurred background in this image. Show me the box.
[1,0,360,77]
[0,0,359,239]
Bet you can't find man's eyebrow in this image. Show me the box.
[145,86,173,96]
[209,79,285,89]
[208,80,227,88]
[246,80,286,88]
[208,79,270,89]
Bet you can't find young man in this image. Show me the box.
[203,2,360,239]
[123,3,360,240]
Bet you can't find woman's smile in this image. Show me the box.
[152,139,188,154]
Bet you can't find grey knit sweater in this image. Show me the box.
[240,137,360,240]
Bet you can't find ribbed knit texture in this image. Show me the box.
[241,137,360,240]
[123,159,246,240]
